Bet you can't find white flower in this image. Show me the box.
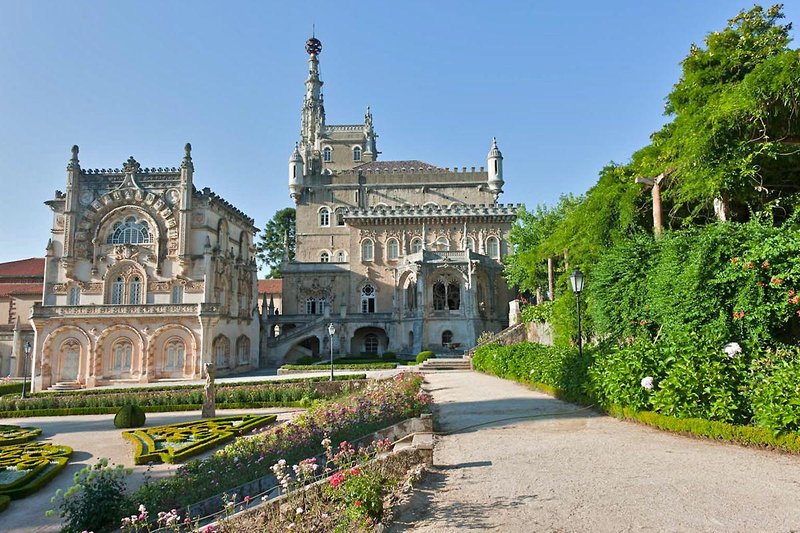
[723,342,742,358]
[296,507,304,515]
[641,376,654,390]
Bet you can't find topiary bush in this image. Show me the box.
[416,351,435,364]
[114,405,146,429]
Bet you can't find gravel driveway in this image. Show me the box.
[390,370,800,533]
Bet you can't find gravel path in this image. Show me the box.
[390,370,800,533]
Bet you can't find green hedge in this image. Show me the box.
[0,382,23,397]
[0,441,73,500]
[473,341,800,453]
[0,401,307,419]
[122,414,277,465]
[0,424,42,445]
[0,376,366,414]
[0,495,9,513]
[280,363,397,371]
[416,351,435,364]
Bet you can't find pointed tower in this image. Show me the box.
[487,137,504,201]
[288,143,304,202]
[300,35,325,175]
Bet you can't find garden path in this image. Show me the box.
[0,407,303,533]
[390,370,800,532]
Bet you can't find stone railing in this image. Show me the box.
[31,303,200,318]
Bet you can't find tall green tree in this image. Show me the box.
[256,208,296,278]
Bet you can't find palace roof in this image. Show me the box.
[0,258,45,278]
[352,160,441,172]
[258,279,283,294]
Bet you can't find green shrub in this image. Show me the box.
[114,405,146,429]
[381,351,397,361]
[0,382,23,397]
[47,459,130,533]
[748,348,800,432]
[280,363,396,371]
[295,355,318,365]
[0,494,9,513]
[520,301,554,323]
[416,351,435,364]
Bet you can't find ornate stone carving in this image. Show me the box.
[185,281,205,293]
[79,282,103,295]
[50,283,68,295]
[113,244,139,261]
[148,281,172,292]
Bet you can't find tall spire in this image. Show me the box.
[301,34,325,174]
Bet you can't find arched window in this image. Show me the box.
[323,146,332,162]
[364,333,379,354]
[319,207,330,227]
[129,277,142,304]
[433,280,461,311]
[335,250,347,263]
[236,336,250,364]
[320,251,330,263]
[68,286,81,306]
[112,339,133,372]
[335,208,345,226]
[214,336,230,369]
[361,239,374,262]
[171,284,184,304]
[361,284,376,313]
[466,237,476,252]
[111,277,124,305]
[387,238,399,260]
[434,237,450,251]
[411,238,422,253]
[165,339,185,370]
[486,236,500,259]
[108,217,152,245]
[353,146,362,161]
[442,330,453,346]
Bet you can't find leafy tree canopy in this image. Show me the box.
[256,207,295,278]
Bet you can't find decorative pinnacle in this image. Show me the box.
[182,142,193,168]
[68,145,80,170]
[306,35,322,56]
[123,156,141,174]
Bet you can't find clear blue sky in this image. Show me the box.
[1,1,797,266]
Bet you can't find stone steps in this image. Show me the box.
[420,358,472,371]
[49,381,82,391]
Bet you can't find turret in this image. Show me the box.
[487,137,504,201]
[288,143,304,203]
[363,107,378,162]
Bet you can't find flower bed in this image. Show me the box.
[123,415,277,465]
[214,443,430,532]
[0,425,41,446]
[126,373,428,526]
[0,377,367,415]
[0,441,73,500]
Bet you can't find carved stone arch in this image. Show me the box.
[83,190,176,262]
[148,324,199,377]
[94,205,163,248]
[95,324,145,377]
[42,325,92,379]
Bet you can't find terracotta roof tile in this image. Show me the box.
[0,283,42,298]
[0,258,45,278]
[258,279,283,294]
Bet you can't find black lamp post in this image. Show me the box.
[569,268,585,358]
[21,341,31,399]
[327,323,335,381]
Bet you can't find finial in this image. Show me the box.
[306,34,322,55]
[123,156,141,174]
[182,142,193,168]
[68,145,80,170]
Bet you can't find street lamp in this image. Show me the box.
[327,323,335,382]
[21,341,31,399]
[569,268,585,358]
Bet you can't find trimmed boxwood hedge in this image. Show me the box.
[0,401,306,419]
[0,441,73,500]
[0,376,368,415]
[122,414,277,464]
[280,363,397,371]
[0,425,42,445]
[0,494,9,512]
[0,382,23,397]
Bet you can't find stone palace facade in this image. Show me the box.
[263,37,517,362]
[29,145,259,391]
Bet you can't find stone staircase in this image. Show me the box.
[49,381,82,391]
[420,357,472,371]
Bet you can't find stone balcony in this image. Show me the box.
[31,303,202,319]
